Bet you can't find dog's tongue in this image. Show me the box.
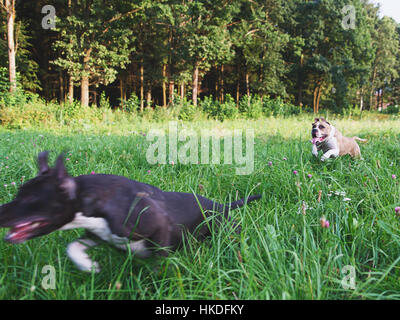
[311,138,319,144]
[311,137,324,144]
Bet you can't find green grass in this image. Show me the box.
[0,117,399,300]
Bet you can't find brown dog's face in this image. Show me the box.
[311,118,332,143]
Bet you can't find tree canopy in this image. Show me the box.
[1,0,400,111]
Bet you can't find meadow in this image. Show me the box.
[0,114,400,300]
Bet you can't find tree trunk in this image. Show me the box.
[81,76,89,107]
[220,65,224,103]
[313,85,318,114]
[162,64,167,108]
[6,0,16,93]
[316,85,322,113]
[169,80,175,105]
[236,80,240,108]
[120,78,124,108]
[146,84,151,108]
[81,49,91,107]
[180,82,184,99]
[245,71,250,107]
[192,62,199,107]
[297,54,304,106]
[68,76,74,103]
[59,71,64,102]
[140,64,144,111]
[369,65,377,110]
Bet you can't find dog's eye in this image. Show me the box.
[319,125,325,129]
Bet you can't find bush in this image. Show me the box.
[0,67,27,108]
[239,95,263,119]
[383,105,399,114]
[263,97,300,117]
[122,93,140,113]
[200,94,239,121]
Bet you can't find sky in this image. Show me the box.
[374,0,400,22]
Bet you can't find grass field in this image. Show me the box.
[0,116,400,300]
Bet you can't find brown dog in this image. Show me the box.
[311,118,367,161]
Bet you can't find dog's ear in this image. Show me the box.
[54,153,76,199]
[38,151,50,175]
[54,153,68,180]
[320,118,330,125]
[314,118,319,123]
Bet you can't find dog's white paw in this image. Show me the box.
[82,261,101,273]
[321,155,327,162]
[67,241,101,273]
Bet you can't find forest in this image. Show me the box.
[1,0,400,114]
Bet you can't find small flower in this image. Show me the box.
[30,285,36,292]
[4,184,7,188]
[268,161,273,167]
[170,161,175,165]
[90,171,95,175]
[320,217,330,228]
[283,157,287,161]
[115,282,122,290]
[5,166,8,169]
[5,156,8,160]
[66,158,70,161]
[147,170,151,174]
[395,207,400,216]
[307,174,312,179]
[293,170,298,175]
[392,174,397,180]
[11,182,16,186]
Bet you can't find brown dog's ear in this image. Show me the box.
[320,118,330,125]
[38,151,50,175]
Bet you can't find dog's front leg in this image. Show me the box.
[321,149,339,161]
[66,238,100,273]
[312,144,319,157]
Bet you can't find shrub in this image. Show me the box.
[383,105,399,114]
[200,95,239,121]
[263,97,300,117]
[122,93,140,113]
[239,95,263,119]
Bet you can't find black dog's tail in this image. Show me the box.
[224,195,261,213]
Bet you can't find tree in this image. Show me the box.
[53,0,141,106]
[1,0,16,92]
[172,0,236,106]
[368,16,399,109]
[233,0,290,105]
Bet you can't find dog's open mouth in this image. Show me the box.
[311,135,328,144]
[4,220,48,243]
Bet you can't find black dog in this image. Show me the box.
[0,152,261,272]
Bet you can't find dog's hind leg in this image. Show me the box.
[66,238,100,273]
[146,213,173,257]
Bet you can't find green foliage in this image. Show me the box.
[239,95,264,119]
[0,67,26,107]
[122,93,141,113]
[201,95,239,121]
[383,105,400,114]
[99,92,111,110]
[263,97,300,117]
